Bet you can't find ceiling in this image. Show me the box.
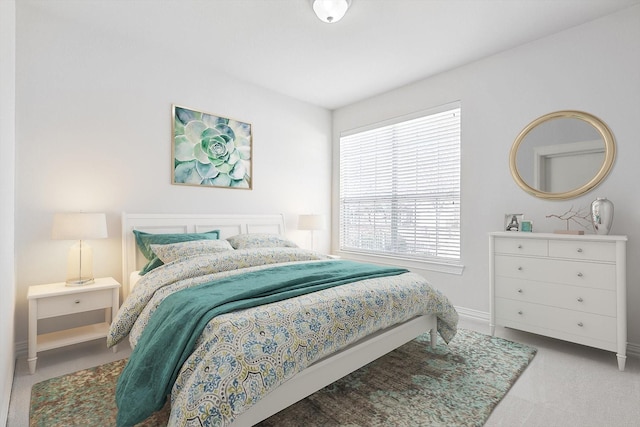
[28,0,640,110]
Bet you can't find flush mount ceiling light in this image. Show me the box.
[312,0,352,23]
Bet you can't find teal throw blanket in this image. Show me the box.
[116,260,408,426]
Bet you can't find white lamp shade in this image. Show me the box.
[52,213,108,240]
[298,214,326,230]
[312,0,351,23]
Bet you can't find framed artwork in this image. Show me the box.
[172,104,252,189]
[504,214,524,231]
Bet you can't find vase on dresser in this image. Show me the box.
[591,197,614,235]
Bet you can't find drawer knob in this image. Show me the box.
[518,310,523,315]
[517,288,523,293]
[577,297,584,302]
[578,322,584,327]
[517,244,523,249]
[577,272,583,278]
[577,248,583,253]
[74,299,80,304]
[517,266,523,271]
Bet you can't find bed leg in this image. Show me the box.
[430,328,437,349]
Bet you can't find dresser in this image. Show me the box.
[489,232,627,370]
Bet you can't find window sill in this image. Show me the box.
[335,251,465,275]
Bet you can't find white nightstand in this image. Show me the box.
[27,277,120,374]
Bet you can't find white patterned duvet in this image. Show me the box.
[108,247,458,426]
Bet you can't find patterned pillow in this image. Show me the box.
[226,233,298,249]
[150,240,234,263]
[133,229,220,275]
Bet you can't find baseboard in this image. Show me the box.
[627,342,640,359]
[454,306,490,323]
[15,340,27,360]
[2,339,16,427]
[1,363,12,427]
[1,380,10,427]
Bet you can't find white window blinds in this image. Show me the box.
[339,104,461,261]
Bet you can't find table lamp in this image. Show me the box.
[298,214,326,251]
[52,212,108,286]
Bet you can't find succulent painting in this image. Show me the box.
[172,105,252,189]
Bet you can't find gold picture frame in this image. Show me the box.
[172,104,252,189]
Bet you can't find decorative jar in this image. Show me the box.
[591,197,614,235]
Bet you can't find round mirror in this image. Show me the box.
[509,110,615,200]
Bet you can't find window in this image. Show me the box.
[339,103,461,266]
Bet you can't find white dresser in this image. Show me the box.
[489,232,627,370]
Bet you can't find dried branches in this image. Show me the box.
[546,206,592,231]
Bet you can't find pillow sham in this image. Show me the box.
[150,239,234,264]
[226,233,298,250]
[133,229,220,275]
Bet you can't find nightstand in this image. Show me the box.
[27,277,120,374]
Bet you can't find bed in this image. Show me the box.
[110,212,458,426]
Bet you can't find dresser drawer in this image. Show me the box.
[494,277,616,316]
[494,255,616,290]
[37,289,113,319]
[549,240,616,262]
[495,298,616,344]
[494,237,547,256]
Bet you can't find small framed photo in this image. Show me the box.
[504,214,524,231]
[521,220,533,232]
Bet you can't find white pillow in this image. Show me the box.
[150,239,234,263]
[226,233,298,249]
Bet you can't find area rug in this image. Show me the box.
[30,329,536,427]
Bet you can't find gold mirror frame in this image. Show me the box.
[509,110,616,200]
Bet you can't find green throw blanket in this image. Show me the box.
[116,260,408,426]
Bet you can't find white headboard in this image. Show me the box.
[121,213,286,298]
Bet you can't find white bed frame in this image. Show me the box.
[121,212,438,426]
[121,212,287,299]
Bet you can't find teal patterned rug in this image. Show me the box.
[30,329,536,427]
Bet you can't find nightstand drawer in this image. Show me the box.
[37,289,113,319]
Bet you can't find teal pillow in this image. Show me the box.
[133,229,220,275]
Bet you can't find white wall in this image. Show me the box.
[333,6,640,347]
[14,3,332,348]
[0,0,16,423]
[14,2,640,372]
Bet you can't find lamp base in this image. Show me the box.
[66,241,95,286]
[65,277,95,287]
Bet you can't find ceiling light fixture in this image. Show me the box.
[312,0,351,24]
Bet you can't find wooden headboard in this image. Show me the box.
[121,212,286,298]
